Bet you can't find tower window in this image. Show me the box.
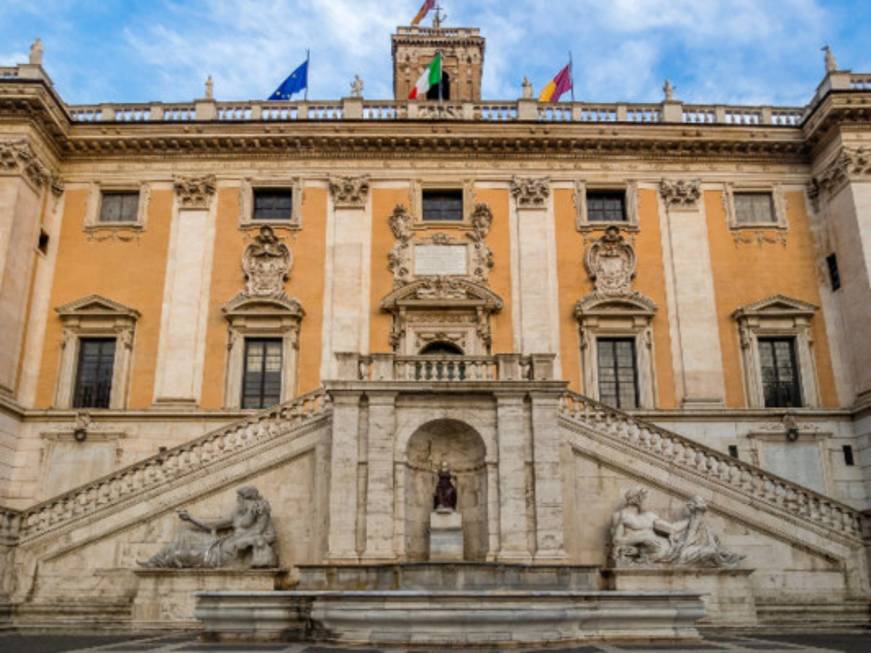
[826,254,841,291]
[596,338,639,409]
[758,337,802,408]
[73,338,116,409]
[242,338,283,409]
[426,70,450,101]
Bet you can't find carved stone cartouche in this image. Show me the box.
[241,225,292,298]
[584,225,637,297]
[138,486,278,569]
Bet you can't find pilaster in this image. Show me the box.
[529,391,567,561]
[363,391,397,561]
[495,392,532,562]
[659,182,725,407]
[326,392,363,562]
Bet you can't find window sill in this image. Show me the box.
[84,222,144,231]
[239,220,300,231]
[577,222,639,233]
[729,222,787,231]
[413,219,473,231]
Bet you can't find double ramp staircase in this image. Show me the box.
[0,386,867,633]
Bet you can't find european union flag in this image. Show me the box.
[269,58,308,100]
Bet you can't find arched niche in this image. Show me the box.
[419,341,464,356]
[404,419,488,561]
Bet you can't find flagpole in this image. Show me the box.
[569,50,575,103]
[305,49,310,101]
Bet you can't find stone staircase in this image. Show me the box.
[5,389,330,548]
[559,391,863,543]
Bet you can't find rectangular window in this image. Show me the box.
[758,337,802,408]
[843,445,854,466]
[73,338,116,408]
[587,190,626,222]
[422,189,463,221]
[253,189,293,221]
[99,191,139,223]
[596,338,639,409]
[242,338,283,409]
[826,253,841,291]
[734,192,776,225]
[728,445,739,459]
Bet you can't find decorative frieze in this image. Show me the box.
[240,226,292,299]
[510,176,550,209]
[659,178,701,210]
[388,204,414,287]
[466,203,494,284]
[811,146,871,200]
[329,175,370,209]
[173,174,216,209]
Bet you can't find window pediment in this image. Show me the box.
[732,295,817,321]
[380,277,503,312]
[56,294,140,321]
[222,295,304,321]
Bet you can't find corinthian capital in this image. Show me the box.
[329,175,370,209]
[510,176,550,209]
[174,175,216,209]
[659,178,701,210]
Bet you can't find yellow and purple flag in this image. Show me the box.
[411,0,436,26]
[539,63,573,103]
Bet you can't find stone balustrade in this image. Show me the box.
[559,391,863,539]
[57,97,818,127]
[334,352,556,383]
[0,506,21,546]
[14,389,330,543]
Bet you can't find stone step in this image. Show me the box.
[756,601,871,626]
[295,562,603,591]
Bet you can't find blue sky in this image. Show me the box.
[2,0,869,107]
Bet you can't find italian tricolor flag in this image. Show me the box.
[409,52,442,100]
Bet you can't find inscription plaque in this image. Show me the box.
[414,245,468,276]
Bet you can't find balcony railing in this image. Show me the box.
[334,352,557,383]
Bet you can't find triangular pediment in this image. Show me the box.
[381,277,503,312]
[732,294,817,319]
[56,294,140,320]
[223,293,304,318]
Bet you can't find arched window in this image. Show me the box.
[419,341,463,356]
[426,70,451,101]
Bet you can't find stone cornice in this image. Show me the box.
[4,77,871,166]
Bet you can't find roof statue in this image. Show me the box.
[29,37,43,65]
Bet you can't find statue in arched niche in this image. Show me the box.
[433,460,458,511]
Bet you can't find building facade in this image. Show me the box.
[1,25,870,632]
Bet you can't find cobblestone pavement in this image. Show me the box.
[1,632,870,653]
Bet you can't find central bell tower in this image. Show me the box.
[391,23,486,102]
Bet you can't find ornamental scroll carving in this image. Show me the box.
[387,202,494,287]
[584,226,637,297]
[241,225,292,298]
[511,176,550,209]
[329,175,370,209]
[0,139,50,189]
[388,204,414,287]
[174,175,216,209]
[659,179,701,210]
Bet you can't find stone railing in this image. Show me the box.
[0,507,21,546]
[851,74,871,90]
[559,391,863,540]
[58,96,815,127]
[14,389,330,543]
[334,352,557,383]
[0,66,19,79]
